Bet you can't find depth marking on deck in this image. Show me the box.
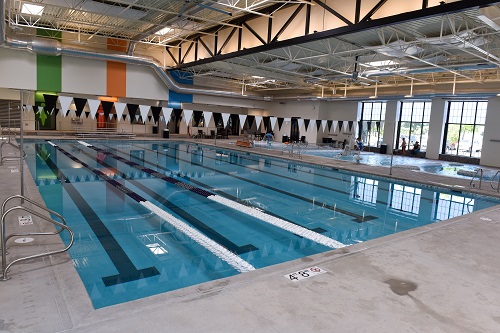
[285,266,328,282]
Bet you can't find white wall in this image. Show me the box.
[62,57,106,95]
[0,48,36,91]
[480,97,500,167]
[126,65,169,100]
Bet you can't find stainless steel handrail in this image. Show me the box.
[470,168,483,189]
[1,195,74,280]
[490,171,500,193]
[0,140,27,165]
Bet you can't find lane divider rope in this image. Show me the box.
[49,141,255,273]
[78,141,345,249]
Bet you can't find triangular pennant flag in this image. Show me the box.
[114,102,126,122]
[254,116,262,130]
[327,120,333,132]
[315,120,321,132]
[348,120,354,132]
[87,99,101,120]
[162,107,173,124]
[58,96,73,118]
[43,94,58,112]
[332,120,338,133]
[109,114,113,121]
[203,111,212,127]
[101,101,114,119]
[85,111,90,118]
[270,117,277,131]
[322,120,327,132]
[73,98,87,118]
[183,109,193,126]
[304,119,310,131]
[25,104,32,113]
[148,115,152,122]
[139,105,151,123]
[278,118,284,130]
[238,114,247,129]
[127,104,139,123]
[338,121,344,132]
[297,118,304,130]
[221,113,230,127]
[122,115,127,121]
[160,116,164,122]
[135,115,140,122]
[151,106,161,124]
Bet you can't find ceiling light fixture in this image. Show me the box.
[157,27,173,35]
[21,3,44,16]
[452,74,457,95]
[405,79,414,98]
[340,83,347,98]
[369,80,378,99]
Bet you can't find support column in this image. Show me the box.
[480,97,500,167]
[382,100,398,154]
[426,98,447,160]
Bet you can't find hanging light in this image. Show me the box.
[340,82,347,98]
[369,80,378,99]
[405,78,414,98]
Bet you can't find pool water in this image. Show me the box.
[23,140,500,308]
[298,148,499,180]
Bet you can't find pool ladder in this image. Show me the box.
[490,171,500,193]
[469,168,483,189]
[1,195,74,280]
[0,129,26,166]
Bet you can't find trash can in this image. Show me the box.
[380,143,387,154]
[282,135,289,143]
[163,129,169,138]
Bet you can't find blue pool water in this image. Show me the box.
[23,140,500,308]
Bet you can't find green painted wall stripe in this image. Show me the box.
[36,29,62,92]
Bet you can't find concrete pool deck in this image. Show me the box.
[1,136,500,333]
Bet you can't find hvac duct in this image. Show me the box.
[0,0,266,100]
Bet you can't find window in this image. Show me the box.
[350,176,378,204]
[390,184,421,215]
[435,193,474,220]
[443,101,487,158]
[396,101,431,151]
[360,102,386,147]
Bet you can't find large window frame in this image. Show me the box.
[442,101,487,158]
[360,102,386,147]
[396,101,431,151]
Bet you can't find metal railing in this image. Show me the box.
[1,195,74,280]
[470,168,483,189]
[490,171,500,193]
[0,128,26,165]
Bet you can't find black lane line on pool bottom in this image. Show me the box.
[126,143,377,223]
[70,144,258,255]
[38,143,160,287]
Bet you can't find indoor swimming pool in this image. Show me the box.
[23,140,500,309]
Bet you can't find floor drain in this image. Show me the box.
[14,237,34,244]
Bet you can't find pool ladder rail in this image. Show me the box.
[491,171,500,193]
[470,168,483,190]
[0,129,26,165]
[0,195,74,280]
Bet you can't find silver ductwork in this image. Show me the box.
[0,0,266,101]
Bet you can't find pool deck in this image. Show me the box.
[2,136,500,333]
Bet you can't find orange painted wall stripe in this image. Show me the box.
[106,38,127,97]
